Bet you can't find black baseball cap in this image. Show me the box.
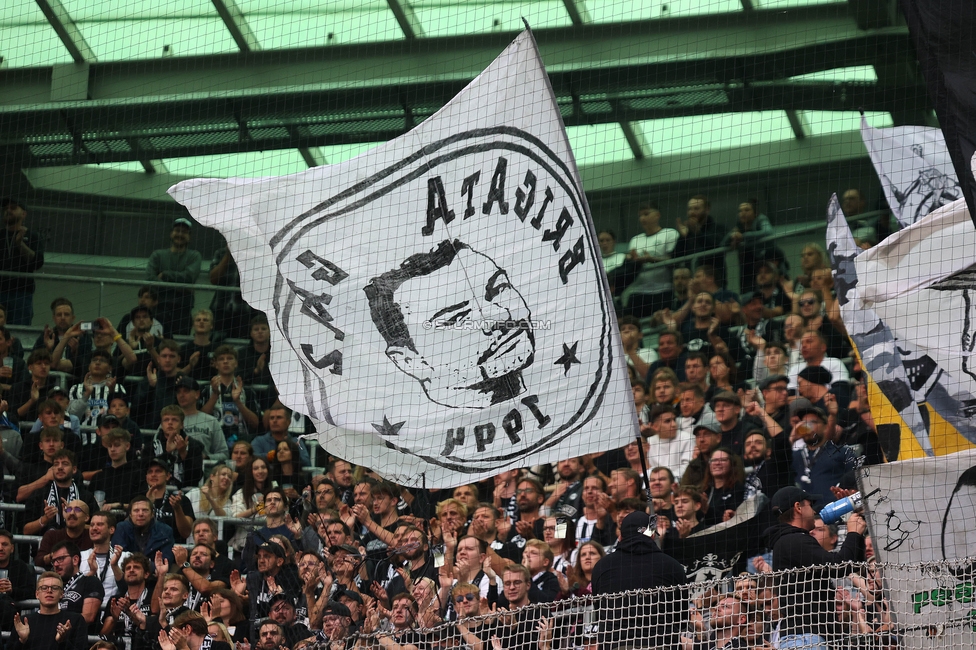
[96,413,121,429]
[257,542,286,559]
[146,458,171,474]
[130,305,154,320]
[269,593,296,608]
[322,601,352,619]
[771,486,821,514]
[794,406,828,423]
[174,375,199,391]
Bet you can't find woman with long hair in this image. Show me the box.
[270,438,310,502]
[202,588,248,644]
[705,352,738,403]
[229,457,275,549]
[568,540,606,597]
[701,447,746,527]
[186,464,234,518]
[794,242,827,297]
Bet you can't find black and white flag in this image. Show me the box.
[168,30,636,486]
[861,118,961,227]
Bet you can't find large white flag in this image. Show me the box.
[858,450,976,647]
[854,198,976,447]
[168,30,636,487]
[861,117,962,227]
[826,193,933,456]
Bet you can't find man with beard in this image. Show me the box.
[544,458,585,523]
[23,449,96,536]
[241,541,302,629]
[172,544,226,611]
[385,527,437,599]
[510,478,546,543]
[190,519,234,578]
[36,499,92,567]
[105,554,153,641]
[112,496,176,565]
[646,330,686,383]
[268,593,314,648]
[50,541,104,634]
[79,512,122,611]
[328,459,355,505]
[609,468,643,504]
[253,619,288,650]
[10,572,86,650]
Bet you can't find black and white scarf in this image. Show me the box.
[46,481,80,528]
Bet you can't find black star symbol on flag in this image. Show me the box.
[372,416,405,437]
[554,341,581,375]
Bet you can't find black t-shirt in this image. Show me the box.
[152,495,196,543]
[60,572,105,633]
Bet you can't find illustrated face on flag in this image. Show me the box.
[168,30,636,486]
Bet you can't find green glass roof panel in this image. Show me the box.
[589,0,741,22]
[802,110,892,136]
[163,149,310,178]
[565,123,632,166]
[243,1,404,48]
[413,1,571,38]
[60,0,239,60]
[0,2,73,68]
[754,0,845,7]
[84,161,151,172]
[639,111,795,155]
[791,65,878,82]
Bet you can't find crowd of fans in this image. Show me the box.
[0,194,901,650]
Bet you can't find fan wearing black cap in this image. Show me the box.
[789,406,856,505]
[240,538,302,631]
[144,456,196,543]
[320,600,356,650]
[146,217,203,336]
[762,486,866,649]
[268,592,314,647]
[121,300,161,377]
[591,511,688,650]
[0,197,44,325]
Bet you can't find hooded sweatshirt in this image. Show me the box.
[591,513,689,650]
[763,521,865,640]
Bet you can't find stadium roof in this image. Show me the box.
[0,0,932,201]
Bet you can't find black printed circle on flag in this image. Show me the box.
[268,127,616,472]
